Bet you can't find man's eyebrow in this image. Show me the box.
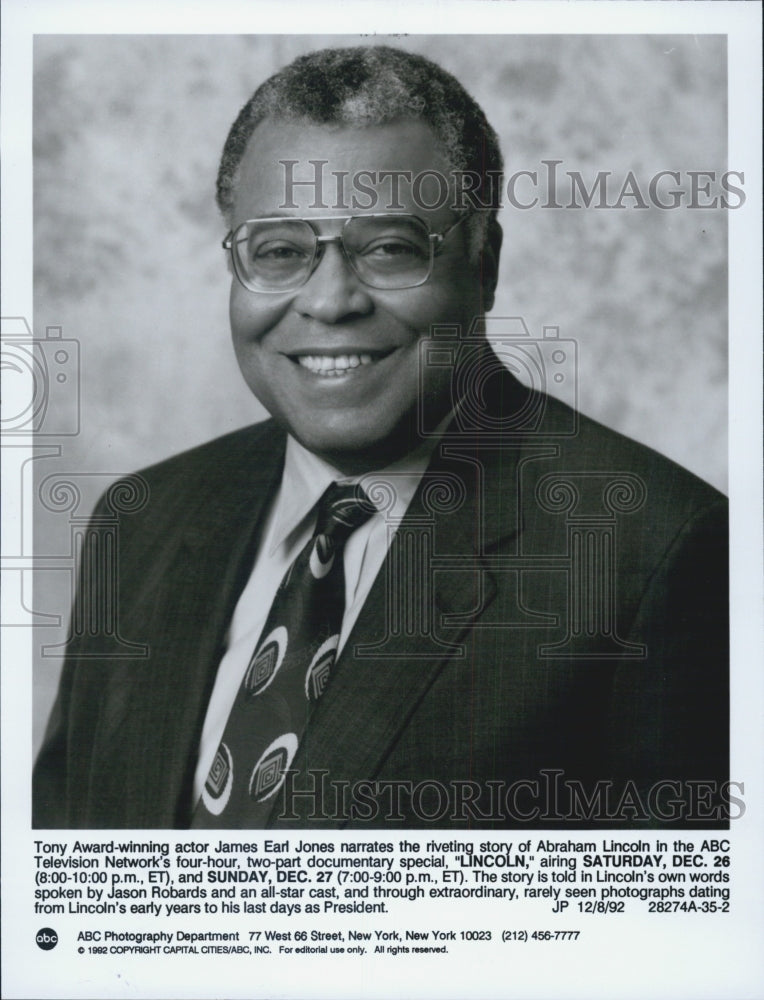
[242,213,333,222]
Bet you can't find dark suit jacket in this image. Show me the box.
[33,366,728,829]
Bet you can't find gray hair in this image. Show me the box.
[216,45,503,257]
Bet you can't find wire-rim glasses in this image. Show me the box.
[222,213,469,293]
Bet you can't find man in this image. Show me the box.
[33,45,728,829]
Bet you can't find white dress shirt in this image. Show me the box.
[192,431,440,803]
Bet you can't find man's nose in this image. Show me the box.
[292,241,374,323]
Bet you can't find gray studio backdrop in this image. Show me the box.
[32,34,728,754]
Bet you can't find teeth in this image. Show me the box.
[296,353,380,375]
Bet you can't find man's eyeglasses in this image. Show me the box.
[223,213,469,294]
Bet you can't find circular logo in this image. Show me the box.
[36,928,59,950]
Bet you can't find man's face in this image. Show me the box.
[229,118,496,473]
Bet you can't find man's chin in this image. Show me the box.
[291,419,425,475]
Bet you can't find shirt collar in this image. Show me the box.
[269,425,448,555]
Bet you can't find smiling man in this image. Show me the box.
[33,46,729,830]
[226,117,495,472]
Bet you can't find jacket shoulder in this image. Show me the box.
[131,419,282,489]
[533,389,726,514]
[89,419,285,548]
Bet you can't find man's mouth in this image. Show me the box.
[290,350,393,377]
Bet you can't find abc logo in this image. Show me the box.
[36,928,58,950]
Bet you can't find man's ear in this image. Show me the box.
[479,218,503,313]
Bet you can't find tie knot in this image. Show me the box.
[315,482,376,544]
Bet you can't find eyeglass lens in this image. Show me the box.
[232,216,433,291]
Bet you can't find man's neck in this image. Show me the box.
[295,411,453,477]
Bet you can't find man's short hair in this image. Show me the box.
[216,45,504,256]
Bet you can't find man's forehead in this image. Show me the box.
[232,118,453,219]
[241,117,447,167]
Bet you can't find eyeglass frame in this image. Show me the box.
[222,212,471,294]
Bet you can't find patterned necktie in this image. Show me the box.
[192,482,375,828]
